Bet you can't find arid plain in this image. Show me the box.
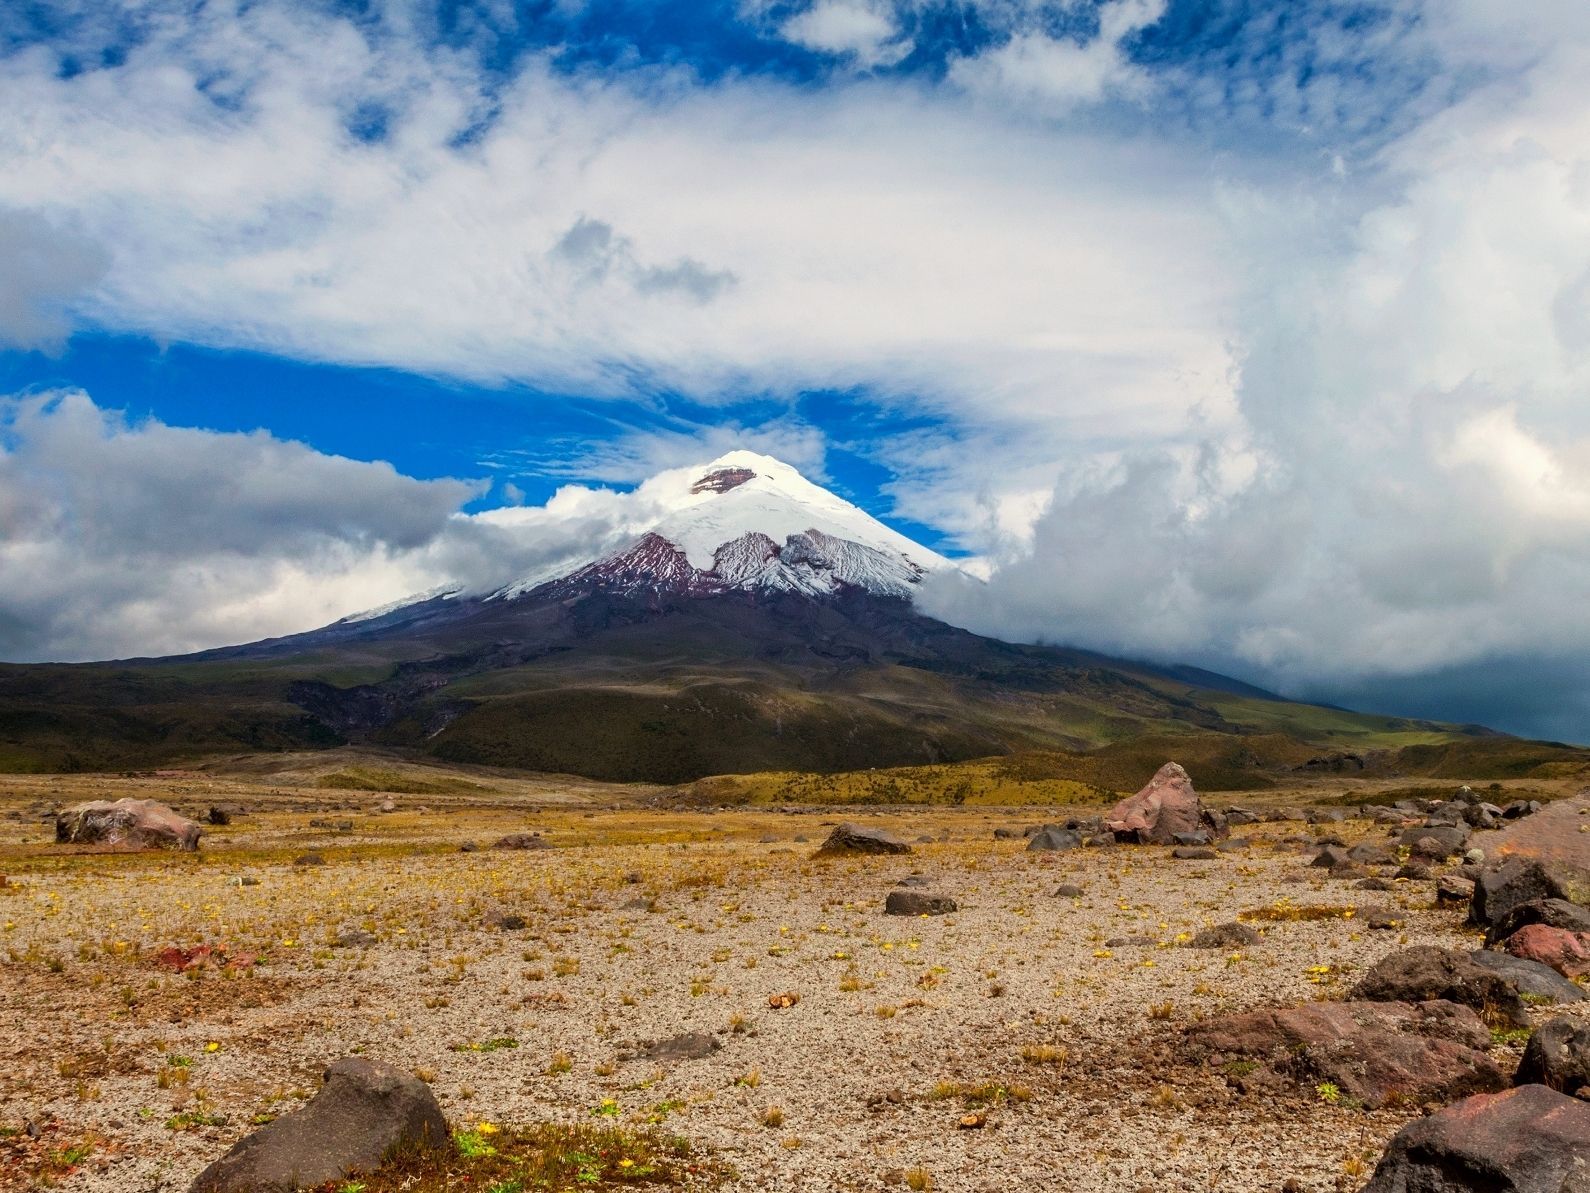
[5,750,1587,1192]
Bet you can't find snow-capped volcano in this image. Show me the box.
[496,450,951,601]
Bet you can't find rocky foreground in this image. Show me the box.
[2,765,1589,1191]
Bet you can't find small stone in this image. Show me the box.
[885,890,957,916]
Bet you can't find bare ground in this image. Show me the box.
[1,763,1579,1192]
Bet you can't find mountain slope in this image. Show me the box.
[0,450,1542,782]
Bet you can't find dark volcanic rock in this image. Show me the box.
[1487,899,1590,947]
[884,890,957,916]
[1026,828,1081,852]
[641,1032,721,1064]
[1516,1018,1590,1097]
[1471,858,1568,932]
[1104,762,1226,846]
[56,799,201,851]
[1361,1084,1590,1193]
[189,1057,447,1192]
[1185,923,1260,949]
[1350,946,1531,1025]
[1190,1000,1504,1110]
[815,823,911,856]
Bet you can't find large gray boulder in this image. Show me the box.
[189,1057,447,1192]
[1104,763,1225,846]
[56,799,201,851]
[1362,1084,1590,1192]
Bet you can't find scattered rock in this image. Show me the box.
[1171,846,1219,860]
[885,890,957,916]
[815,823,911,856]
[1026,828,1081,852]
[1349,842,1397,866]
[1467,951,1587,1006]
[1104,762,1226,846]
[56,799,201,851]
[1486,899,1590,947]
[1515,1018,1590,1097]
[1360,1084,1590,1193]
[1501,925,1590,979]
[641,1032,721,1064]
[1312,845,1350,868]
[1350,946,1531,1025]
[1186,923,1260,949]
[493,833,550,850]
[1471,859,1568,933]
[1190,999,1505,1110]
[188,1057,448,1193]
[1477,793,1590,904]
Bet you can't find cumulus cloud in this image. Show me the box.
[919,1,1590,737]
[779,2,907,67]
[947,0,1165,110]
[0,392,479,660]
[0,209,109,349]
[0,0,1236,441]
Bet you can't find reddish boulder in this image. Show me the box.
[1503,925,1590,979]
[1189,1000,1504,1109]
[1475,793,1590,905]
[1362,1084,1590,1192]
[189,1057,447,1192]
[1104,763,1225,846]
[56,799,200,851]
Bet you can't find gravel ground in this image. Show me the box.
[0,778,1561,1193]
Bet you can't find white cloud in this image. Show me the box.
[947,0,1165,110]
[0,392,478,660]
[0,1,1237,450]
[780,2,906,67]
[0,208,109,349]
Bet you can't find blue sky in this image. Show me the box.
[4,0,1590,742]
